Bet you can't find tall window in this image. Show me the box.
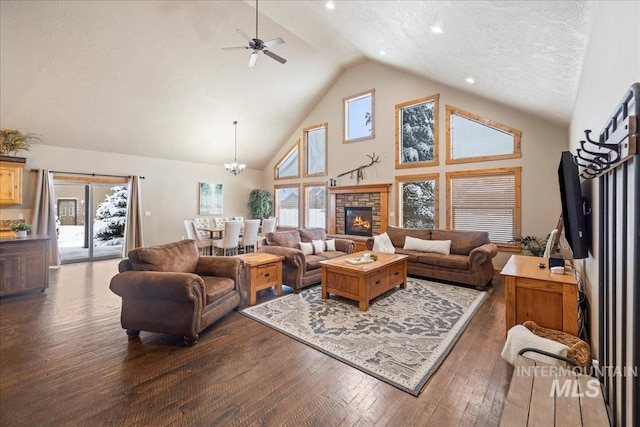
[344,89,374,143]
[274,140,300,180]
[303,183,326,229]
[396,174,439,229]
[446,167,521,247]
[303,123,327,177]
[274,185,300,228]
[446,105,521,164]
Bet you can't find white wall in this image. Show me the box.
[0,144,263,246]
[570,2,639,424]
[263,60,569,268]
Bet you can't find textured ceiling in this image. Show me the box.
[0,1,594,169]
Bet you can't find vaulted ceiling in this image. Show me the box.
[0,1,594,170]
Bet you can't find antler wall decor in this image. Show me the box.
[336,152,380,184]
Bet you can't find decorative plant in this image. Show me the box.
[8,222,32,232]
[513,235,548,257]
[248,189,273,219]
[0,129,40,156]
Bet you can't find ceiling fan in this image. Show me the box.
[222,0,287,67]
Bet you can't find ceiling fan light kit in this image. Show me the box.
[224,120,246,175]
[222,0,287,67]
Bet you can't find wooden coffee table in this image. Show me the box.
[319,251,408,311]
[235,252,284,305]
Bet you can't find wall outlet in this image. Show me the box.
[145,211,151,217]
[17,213,24,220]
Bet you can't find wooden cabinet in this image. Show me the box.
[236,252,284,306]
[0,236,50,296]
[501,254,578,335]
[0,160,25,205]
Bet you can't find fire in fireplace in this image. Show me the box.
[344,207,373,237]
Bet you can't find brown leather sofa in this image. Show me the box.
[109,239,242,345]
[258,228,355,292]
[366,226,498,289]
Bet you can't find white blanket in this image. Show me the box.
[501,325,570,366]
[372,232,395,253]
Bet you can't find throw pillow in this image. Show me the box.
[325,239,336,251]
[299,241,314,255]
[403,236,452,255]
[372,232,395,254]
[312,239,325,254]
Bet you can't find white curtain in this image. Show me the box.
[30,169,60,267]
[122,175,144,256]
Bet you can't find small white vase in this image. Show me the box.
[15,230,27,238]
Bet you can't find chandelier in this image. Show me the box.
[224,120,246,175]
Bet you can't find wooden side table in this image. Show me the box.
[235,252,284,305]
[501,254,579,336]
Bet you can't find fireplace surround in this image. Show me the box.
[328,184,392,236]
[344,207,373,237]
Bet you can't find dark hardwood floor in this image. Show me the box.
[0,260,512,426]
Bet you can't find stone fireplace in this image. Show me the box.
[344,206,373,237]
[328,184,392,237]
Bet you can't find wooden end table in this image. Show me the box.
[236,252,284,305]
[501,254,579,335]
[319,251,408,311]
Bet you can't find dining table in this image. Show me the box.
[198,226,267,250]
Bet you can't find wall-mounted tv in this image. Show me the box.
[558,151,589,259]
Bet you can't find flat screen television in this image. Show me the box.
[558,151,589,259]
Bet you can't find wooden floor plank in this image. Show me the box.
[0,259,511,426]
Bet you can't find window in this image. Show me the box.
[446,105,521,164]
[395,94,439,168]
[274,140,300,180]
[396,174,439,228]
[344,89,375,143]
[274,184,300,228]
[303,183,326,229]
[446,167,521,247]
[303,123,327,177]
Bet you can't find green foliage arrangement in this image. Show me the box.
[248,189,273,219]
[513,235,548,257]
[0,129,40,156]
[8,222,31,232]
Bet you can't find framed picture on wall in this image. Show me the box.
[395,94,439,168]
[199,183,223,215]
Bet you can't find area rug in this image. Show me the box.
[241,278,490,396]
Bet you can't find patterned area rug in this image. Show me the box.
[241,278,490,396]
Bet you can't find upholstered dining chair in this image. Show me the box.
[261,218,277,236]
[193,217,210,239]
[184,220,215,255]
[213,217,228,228]
[212,220,242,256]
[238,219,261,253]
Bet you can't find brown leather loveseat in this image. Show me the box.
[366,226,498,289]
[258,228,355,292]
[109,239,242,345]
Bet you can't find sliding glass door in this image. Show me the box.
[54,181,127,263]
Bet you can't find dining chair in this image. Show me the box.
[213,217,228,228]
[261,218,277,236]
[212,220,242,256]
[184,220,215,255]
[193,217,210,239]
[238,219,261,253]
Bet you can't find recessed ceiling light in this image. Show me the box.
[430,25,443,34]
[379,50,386,56]
[325,1,335,10]
[465,77,475,84]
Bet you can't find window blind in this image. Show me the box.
[450,173,515,244]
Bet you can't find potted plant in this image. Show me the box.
[0,129,39,160]
[513,235,548,257]
[9,222,31,238]
[248,189,273,219]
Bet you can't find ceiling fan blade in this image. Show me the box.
[222,46,250,51]
[236,28,253,42]
[263,37,284,48]
[248,51,258,67]
[263,49,287,64]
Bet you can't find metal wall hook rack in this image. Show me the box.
[573,83,638,179]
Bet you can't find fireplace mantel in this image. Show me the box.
[328,183,391,235]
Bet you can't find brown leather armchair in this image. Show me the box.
[109,239,241,346]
